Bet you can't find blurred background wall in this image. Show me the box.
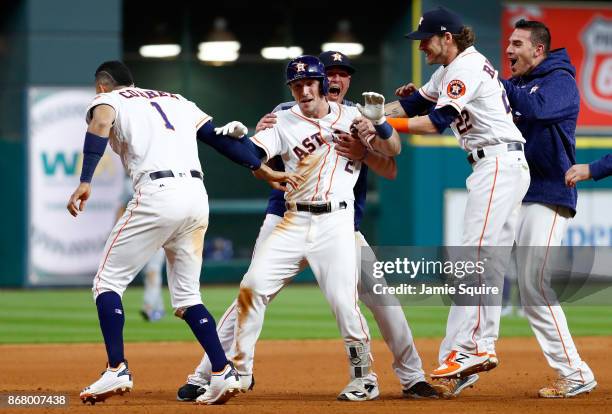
[0,0,610,286]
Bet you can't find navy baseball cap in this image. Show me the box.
[319,51,356,74]
[405,7,464,40]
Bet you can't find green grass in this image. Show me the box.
[0,285,610,344]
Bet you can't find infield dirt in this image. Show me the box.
[1,337,610,413]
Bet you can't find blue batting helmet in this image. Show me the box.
[285,55,329,95]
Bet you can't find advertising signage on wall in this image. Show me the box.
[27,87,124,286]
[445,189,612,247]
[502,3,612,132]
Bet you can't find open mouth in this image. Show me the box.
[510,58,518,69]
[328,85,341,95]
[300,98,313,104]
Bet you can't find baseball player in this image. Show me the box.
[499,19,596,398]
[177,51,437,402]
[386,7,530,397]
[67,60,300,405]
[188,55,400,403]
[566,154,612,185]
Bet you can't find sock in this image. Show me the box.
[96,291,125,368]
[183,304,228,372]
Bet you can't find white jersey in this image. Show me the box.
[86,87,211,186]
[419,46,524,151]
[251,101,361,203]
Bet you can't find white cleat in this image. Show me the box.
[431,350,490,378]
[539,379,597,398]
[80,361,133,405]
[195,363,241,405]
[239,373,255,392]
[337,373,380,402]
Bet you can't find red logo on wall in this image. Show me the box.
[581,18,612,114]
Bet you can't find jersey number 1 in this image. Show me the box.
[150,102,175,130]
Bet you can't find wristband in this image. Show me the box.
[387,117,410,133]
[373,121,393,140]
[80,132,108,183]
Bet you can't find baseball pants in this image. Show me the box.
[190,214,426,388]
[439,149,530,361]
[230,204,371,376]
[515,202,595,383]
[92,175,208,311]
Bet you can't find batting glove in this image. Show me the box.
[356,92,386,125]
[214,121,248,139]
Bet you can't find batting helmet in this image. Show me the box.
[285,55,329,95]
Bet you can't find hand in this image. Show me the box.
[268,180,291,192]
[67,182,92,217]
[255,113,277,133]
[356,92,386,125]
[214,121,248,139]
[253,164,304,191]
[565,164,591,187]
[351,117,377,149]
[335,131,367,161]
[395,83,418,98]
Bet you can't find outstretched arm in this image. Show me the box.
[197,120,304,188]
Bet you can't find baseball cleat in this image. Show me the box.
[195,362,241,405]
[402,381,439,399]
[80,361,133,405]
[431,374,480,398]
[481,353,499,372]
[176,383,205,402]
[337,374,379,402]
[538,379,597,398]
[182,373,254,401]
[239,373,255,392]
[177,374,209,402]
[431,350,490,378]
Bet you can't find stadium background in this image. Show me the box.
[1,0,612,288]
[1,1,611,412]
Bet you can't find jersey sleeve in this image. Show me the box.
[435,66,481,114]
[418,67,444,103]
[86,93,120,124]
[250,126,283,162]
[180,96,212,129]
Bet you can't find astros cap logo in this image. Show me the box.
[295,62,307,72]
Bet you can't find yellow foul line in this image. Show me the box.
[408,135,612,149]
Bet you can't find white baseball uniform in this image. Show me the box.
[188,216,427,389]
[88,87,211,311]
[226,101,371,377]
[120,176,166,318]
[419,46,531,360]
[515,203,594,383]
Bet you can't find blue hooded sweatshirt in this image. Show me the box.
[590,154,612,181]
[500,48,578,215]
